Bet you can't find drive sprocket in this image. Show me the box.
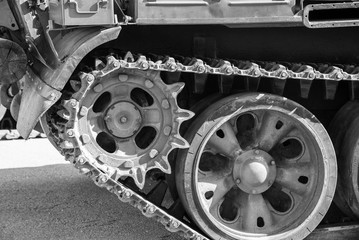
[60,57,193,188]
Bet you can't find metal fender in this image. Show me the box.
[17,26,122,139]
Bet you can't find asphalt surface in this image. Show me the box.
[1,139,358,240]
[0,139,183,240]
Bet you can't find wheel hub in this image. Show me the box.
[105,101,142,138]
[233,149,276,194]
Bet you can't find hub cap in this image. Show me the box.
[233,149,276,194]
[105,101,142,138]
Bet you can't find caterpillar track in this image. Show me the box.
[37,52,359,240]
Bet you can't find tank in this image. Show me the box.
[1,1,359,239]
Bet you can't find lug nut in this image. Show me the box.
[270,160,275,165]
[236,178,241,185]
[254,150,260,155]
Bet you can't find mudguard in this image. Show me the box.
[17,26,122,139]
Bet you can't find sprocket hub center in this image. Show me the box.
[105,101,142,138]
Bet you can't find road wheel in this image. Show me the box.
[176,93,337,240]
[329,101,359,219]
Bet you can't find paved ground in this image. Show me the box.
[0,139,183,240]
[1,139,358,240]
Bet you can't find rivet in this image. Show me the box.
[124,191,132,198]
[162,99,170,109]
[170,220,179,228]
[93,84,103,93]
[99,175,108,183]
[281,72,287,78]
[141,61,149,69]
[67,129,75,137]
[147,205,156,214]
[145,80,154,88]
[70,99,77,108]
[149,149,159,158]
[113,61,120,68]
[163,126,172,136]
[86,74,95,82]
[119,74,128,82]
[49,93,56,101]
[78,157,86,165]
[81,134,91,144]
[79,106,88,116]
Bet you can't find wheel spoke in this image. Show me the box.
[208,122,241,158]
[109,84,133,100]
[198,173,235,212]
[242,193,273,232]
[116,139,138,156]
[256,112,293,152]
[275,163,313,195]
[143,107,161,129]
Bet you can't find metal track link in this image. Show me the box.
[114,53,359,81]
[0,129,46,140]
[65,153,209,240]
[27,53,359,239]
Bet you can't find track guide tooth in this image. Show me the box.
[300,79,314,99]
[271,78,287,96]
[325,80,339,100]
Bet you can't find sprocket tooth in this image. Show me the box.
[176,109,195,122]
[171,135,190,149]
[133,166,146,189]
[300,79,313,98]
[168,82,185,96]
[155,157,171,174]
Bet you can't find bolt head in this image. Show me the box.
[270,160,275,165]
[163,126,172,136]
[120,116,128,124]
[93,84,103,93]
[124,191,131,198]
[70,100,77,108]
[145,80,154,88]
[149,149,159,158]
[118,74,128,82]
[99,175,108,183]
[78,157,86,165]
[162,99,170,109]
[67,129,75,137]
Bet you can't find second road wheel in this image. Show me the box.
[176,93,337,240]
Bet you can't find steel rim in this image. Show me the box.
[183,96,330,238]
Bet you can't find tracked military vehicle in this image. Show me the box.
[1,0,359,239]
